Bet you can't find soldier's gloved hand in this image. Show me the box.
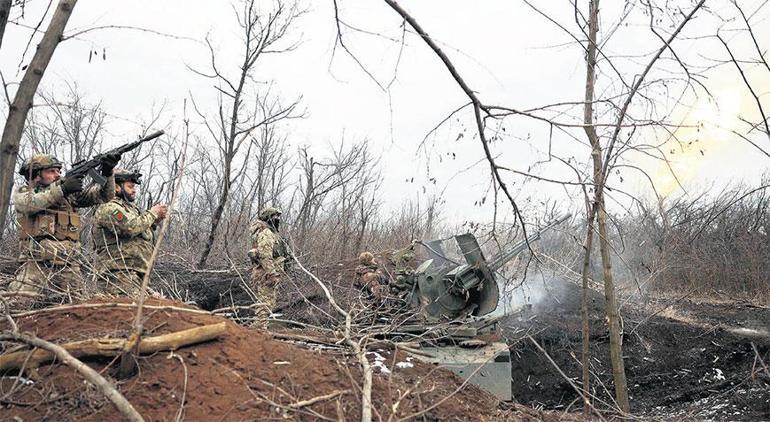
[150,204,168,220]
[60,176,84,195]
[100,153,121,176]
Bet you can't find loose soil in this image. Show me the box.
[0,298,572,421]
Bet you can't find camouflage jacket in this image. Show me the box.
[13,177,115,263]
[92,197,158,273]
[248,220,288,275]
[355,263,383,287]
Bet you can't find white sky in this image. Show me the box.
[2,0,769,226]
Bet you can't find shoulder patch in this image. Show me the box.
[112,209,125,222]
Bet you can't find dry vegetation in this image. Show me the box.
[0,0,769,420]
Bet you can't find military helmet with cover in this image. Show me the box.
[114,168,143,185]
[18,154,63,178]
[258,207,282,221]
[358,251,376,265]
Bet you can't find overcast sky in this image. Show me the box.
[2,0,769,225]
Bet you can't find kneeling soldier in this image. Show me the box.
[92,169,167,295]
[11,153,117,303]
[355,252,385,299]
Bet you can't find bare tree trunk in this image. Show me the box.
[193,1,299,267]
[0,0,10,50]
[580,206,596,416]
[0,0,78,238]
[583,0,630,413]
[594,177,630,412]
[197,180,230,268]
[580,0,599,416]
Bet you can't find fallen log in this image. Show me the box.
[0,322,227,371]
[0,331,144,421]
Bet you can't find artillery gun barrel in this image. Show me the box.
[487,213,572,272]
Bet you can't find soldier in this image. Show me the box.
[247,207,289,328]
[355,251,385,299]
[92,169,168,296]
[390,240,417,295]
[10,153,118,303]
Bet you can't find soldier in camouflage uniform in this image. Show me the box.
[355,251,385,299]
[92,169,168,296]
[390,240,417,295]
[10,153,118,303]
[247,207,289,328]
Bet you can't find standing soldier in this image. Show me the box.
[247,207,289,329]
[92,169,168,296]
[10,153,118,303]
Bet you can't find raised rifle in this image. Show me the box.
[67,130,165,185]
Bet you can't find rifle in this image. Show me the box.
[66,130,165,185]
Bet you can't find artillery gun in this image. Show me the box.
[393,214,571,400]
[411,213,572,322]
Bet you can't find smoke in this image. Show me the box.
[490,273,575,318]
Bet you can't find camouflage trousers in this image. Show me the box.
[250,267,281,329]
[96,269,145,297]
[9,260,85,306]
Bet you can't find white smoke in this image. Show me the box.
[490,273,572,318]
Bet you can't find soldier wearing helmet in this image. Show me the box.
[92,169,168,296]
[247,206,289,328]
[355,251,386,299]
[10,152,119,303]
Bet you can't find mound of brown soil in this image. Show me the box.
[0,298,572,421]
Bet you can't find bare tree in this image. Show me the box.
[293,141,374,254]
[23,84,106,164]
[0,0,78,239]
[0,0,10,50]
[191,0,301,268]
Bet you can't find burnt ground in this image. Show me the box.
[505,279,770,420]
[148,261,770,420]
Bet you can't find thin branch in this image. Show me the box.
[0,332,144,421]
[382,0,529,245]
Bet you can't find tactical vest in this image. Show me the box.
[251,221,287,259]
[17,198,80,242]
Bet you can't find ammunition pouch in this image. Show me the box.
[18,209,80,242]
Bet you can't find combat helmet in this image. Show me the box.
[18,154,63,179]
[114,168,143,184]
[258,207,282,221]
[358,251,376,265]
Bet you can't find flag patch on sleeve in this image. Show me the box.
[112,210,124,221]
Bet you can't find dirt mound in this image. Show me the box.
[0,298,569,421]
[505,278,770,420]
